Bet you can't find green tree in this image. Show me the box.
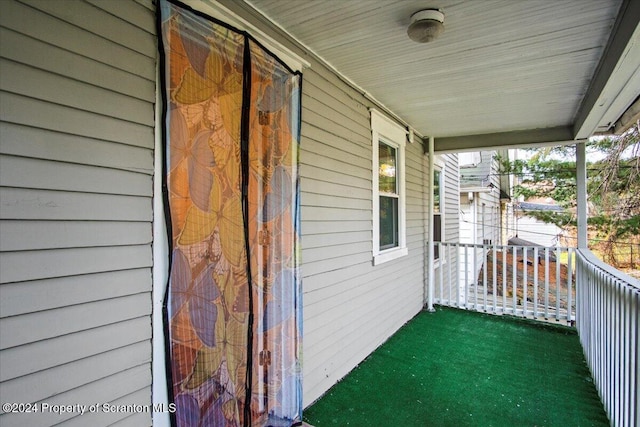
[499,124,640,267]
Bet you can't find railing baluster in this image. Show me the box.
[544,248,550,320]
[523,247,528,318]
[567,248,573,325]
[533,247,539,319]
[473,244,478,309]
[512,246,517,315]
[492,244,497,313]
[455,243,461,307]
[439,242,444,305]
[556,246,561,321]
[483,244,488,312]
[502,245,507,313]
[447,243,452,306]
[464,245,469,309]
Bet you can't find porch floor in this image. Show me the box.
[303,306,608,426]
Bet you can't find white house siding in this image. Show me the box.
[0,1,156,426]
[299,61,427,406]
[515,215,563,247]
[434,154,460,303]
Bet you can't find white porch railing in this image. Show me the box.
[434,242,576,324]
[575,249,639,427]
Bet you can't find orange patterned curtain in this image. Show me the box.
[159,1,302,425]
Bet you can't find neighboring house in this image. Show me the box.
[458,151,505,293]
[459,151,503,246]
[0,1,458,426]
[515,202,565,247]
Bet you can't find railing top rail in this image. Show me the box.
[577,248,640,290]
[438,242,575,251]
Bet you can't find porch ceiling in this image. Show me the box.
[239,0,640,152]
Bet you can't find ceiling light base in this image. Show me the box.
[407,9,445,43]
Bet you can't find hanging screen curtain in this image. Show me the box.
[159,1,302,425]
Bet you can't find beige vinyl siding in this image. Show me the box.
[434,154,460,301]
[299,60,427,405]
[0,1,155,426]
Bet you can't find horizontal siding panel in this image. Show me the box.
[0,123,154,174]
[61,389,153,427]
[0,317,151,382]
[3,341,150,406]
[303,135,371,171]
[0,220,151,252]
[305,282,422,366]
[0,59,154,126]
[0,269,151,318]
[302,230,370,249]
[0,365,151,427]
[302,123,371,159]
[302,193,371,209]
[59,388,151,427]
[302,260,371,294]
[0,0,155,80]
[301,163,371,190]
[302,107,369,148]
[305,279,423,361]
[0,28,155,102]
[302,150,369,181]
[301,219,371,235]
[0,245,152,284]
[104,410,151,427]
[301,205,370,222]
[302,241,370,264]
[0,155,152,196]
[301,179,371,200]
[0,188,152,221]
[304,287,422,404]
[304,260,423,324]
[87,0,156,33]
[1,92,154,148]
[22,0,156,56]
[301,251,372,278]
[302,95,370,138]
[303,77,368,125]
[0,293,151,349]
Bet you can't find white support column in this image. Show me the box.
[427,136,435,312]
[576,142,588,248]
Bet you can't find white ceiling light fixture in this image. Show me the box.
[407,9,445,43]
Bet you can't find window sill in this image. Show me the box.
[373,247,408,265]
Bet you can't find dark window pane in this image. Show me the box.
[434,213,441,259]
[379,142,397,193]
[379,196,398,249]
[433,170,441,213]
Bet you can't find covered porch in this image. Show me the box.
[303,306,608,426]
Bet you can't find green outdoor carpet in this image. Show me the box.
[303,306,608,427]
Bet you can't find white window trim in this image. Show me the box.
[372,109,407,265]
[433,158,445,267]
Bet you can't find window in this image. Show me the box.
[379,141,398,249]
[433,166,443,260]
[372,109,407,265]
